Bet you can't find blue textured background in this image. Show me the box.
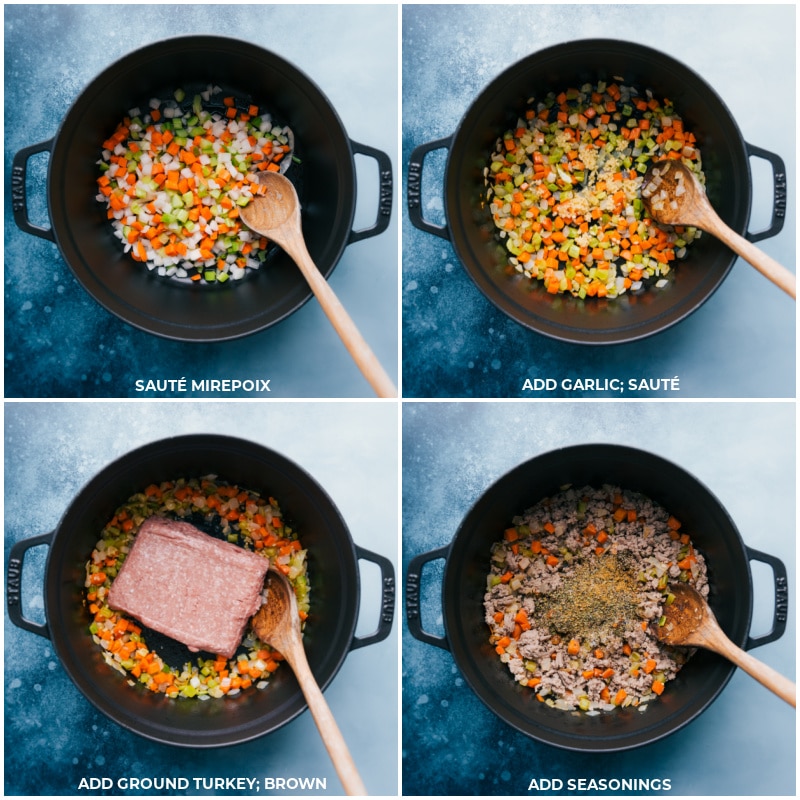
[4,4,398,398]
[402,4,795,398]
[4,402,398,795]
[402,401,795,795]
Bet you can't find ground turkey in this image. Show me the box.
[108,516,270,658]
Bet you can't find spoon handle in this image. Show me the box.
[702,213,796,299]
[282,227,398,398]
[285,645,368,796]
[711,632,796,707]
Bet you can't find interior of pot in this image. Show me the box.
[443,444,752,751]
[446,39,751,344]
[48,36,356,341]
[44,435,359,747]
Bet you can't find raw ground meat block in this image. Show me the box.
[108,516,270,658]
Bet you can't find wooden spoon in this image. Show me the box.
[654,583,795,707]
[641,160,795,299]
[240,171,397,398]
[251,570,368,796]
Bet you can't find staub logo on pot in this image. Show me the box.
[382,575,396,624]
[405,571,420,619]
[6,557,22,607]
[776,574,788,622]
[774,170,787,219]
[11,165,26,213]
[407,160,422,209]
[380,169,393,218]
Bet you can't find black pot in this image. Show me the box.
[407,39,787,344]
[406,444,787,752]
[11,35,393,342]
[7,434,395,747]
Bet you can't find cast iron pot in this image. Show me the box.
[7,434,395,747]
[406,444,787,752]
[407,39,787,344]
[11,35,393,342]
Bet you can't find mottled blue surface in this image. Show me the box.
[4,4,398,398]
[402,401,795,795]
[4,402,398,795]
[402,4,795,398]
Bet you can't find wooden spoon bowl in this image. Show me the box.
[642,160,795,298]
[655,583,795,707]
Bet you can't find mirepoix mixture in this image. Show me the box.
[96,85,295,283]
[484,81,705,299]
[483,484,708,713]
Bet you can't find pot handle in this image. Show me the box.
[6,531,54,639]
[405,544,451,651]
[407,136,453,241]
[11,139,56,242]
[744,546,788,650]
[744,142,787,244]
[348,141,393,244]
[349,545,395,650]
